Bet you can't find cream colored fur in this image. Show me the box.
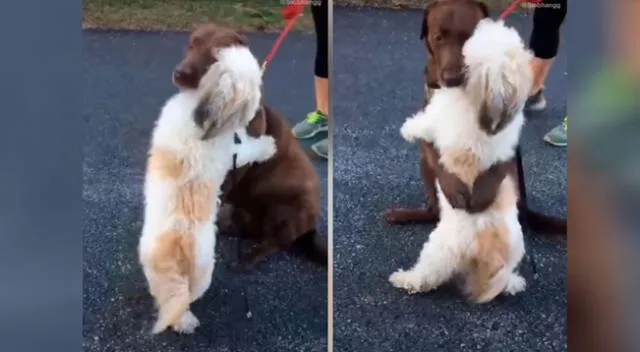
[138,45,277,334]
[390,19,533,303]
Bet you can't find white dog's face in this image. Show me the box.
[173,24,263,140]
[462,19,533,135]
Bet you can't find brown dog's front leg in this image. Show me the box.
[385,142,440,224]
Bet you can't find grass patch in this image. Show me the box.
[84,0,314,32]
[334,0,533,13]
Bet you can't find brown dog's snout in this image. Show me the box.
[173,63,199,89]
[441,69,464,87]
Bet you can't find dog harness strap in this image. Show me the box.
[230,130,252,318]
[232,132,241,186]
[516,146,538,278]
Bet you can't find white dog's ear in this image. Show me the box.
[470,51,532,135]
[195,65,256,140]
[478,97,515,135]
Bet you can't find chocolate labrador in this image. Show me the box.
[385,0,566,235]
[174,24,327,268]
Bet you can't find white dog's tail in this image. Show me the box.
[462,18,532,134]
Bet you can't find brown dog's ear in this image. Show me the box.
[419,9,428,40]
[425,60,440,89]
[235,32,249,46]
[420,1,439,40]
[421,2,441,54]
[475,1,490,18]
[246,106,267,138]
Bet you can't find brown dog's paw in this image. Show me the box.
[384,206,439,224]
[443,188,472,210]
[240,242,280,269]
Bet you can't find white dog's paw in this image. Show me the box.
[389,269,425,294]
[257,135,277,162]
[504,273,526,295]
[172,310,200,334]
[400,118,419,142]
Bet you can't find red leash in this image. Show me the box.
[260,15,300,75]
[499,0,526,19]
[261,0,524,74]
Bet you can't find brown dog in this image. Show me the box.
[173,24,327,269]
[385,0,566,235]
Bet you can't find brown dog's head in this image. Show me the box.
[174,24,263,140]
[420,0,489,88]
[173,24,248,89]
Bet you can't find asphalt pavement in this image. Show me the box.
[333,7,567,352]
[83,29,328,352]
[83,6,568,352]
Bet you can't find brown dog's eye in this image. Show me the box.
[434,33,443,41]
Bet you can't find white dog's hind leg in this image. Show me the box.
[399,110,436,143]
[389,227,460,293]
[191,261,214,302]
[234,135,277,167]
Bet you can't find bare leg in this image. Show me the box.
[314,76,329,115]
[530,57,554,94]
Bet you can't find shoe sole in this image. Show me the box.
[526,98,547,111]
[311,144,328,159]
[543,135,567,147]
[292,125,329,139]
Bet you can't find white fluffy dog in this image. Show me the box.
[389,19,533,303]
[138,44,277,334]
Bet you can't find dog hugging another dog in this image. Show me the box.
[138,24,326,334]
[389,13,534,302]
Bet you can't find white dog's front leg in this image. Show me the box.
[234,135,277,167]
[400,110,436,144]
[389,227,460,294]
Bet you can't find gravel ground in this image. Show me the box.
[332,7,567,352]
[83,29,328,352]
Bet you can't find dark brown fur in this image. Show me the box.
[421,0,489,88]
[220,106,326,268]
[386,0,566,236]
[173,24,248,90]
[173,24,326,268]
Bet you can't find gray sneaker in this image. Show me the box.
[292,111,328,139]
[311,138,328,159]
[543,116,567,147]
[525,88,547,111]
